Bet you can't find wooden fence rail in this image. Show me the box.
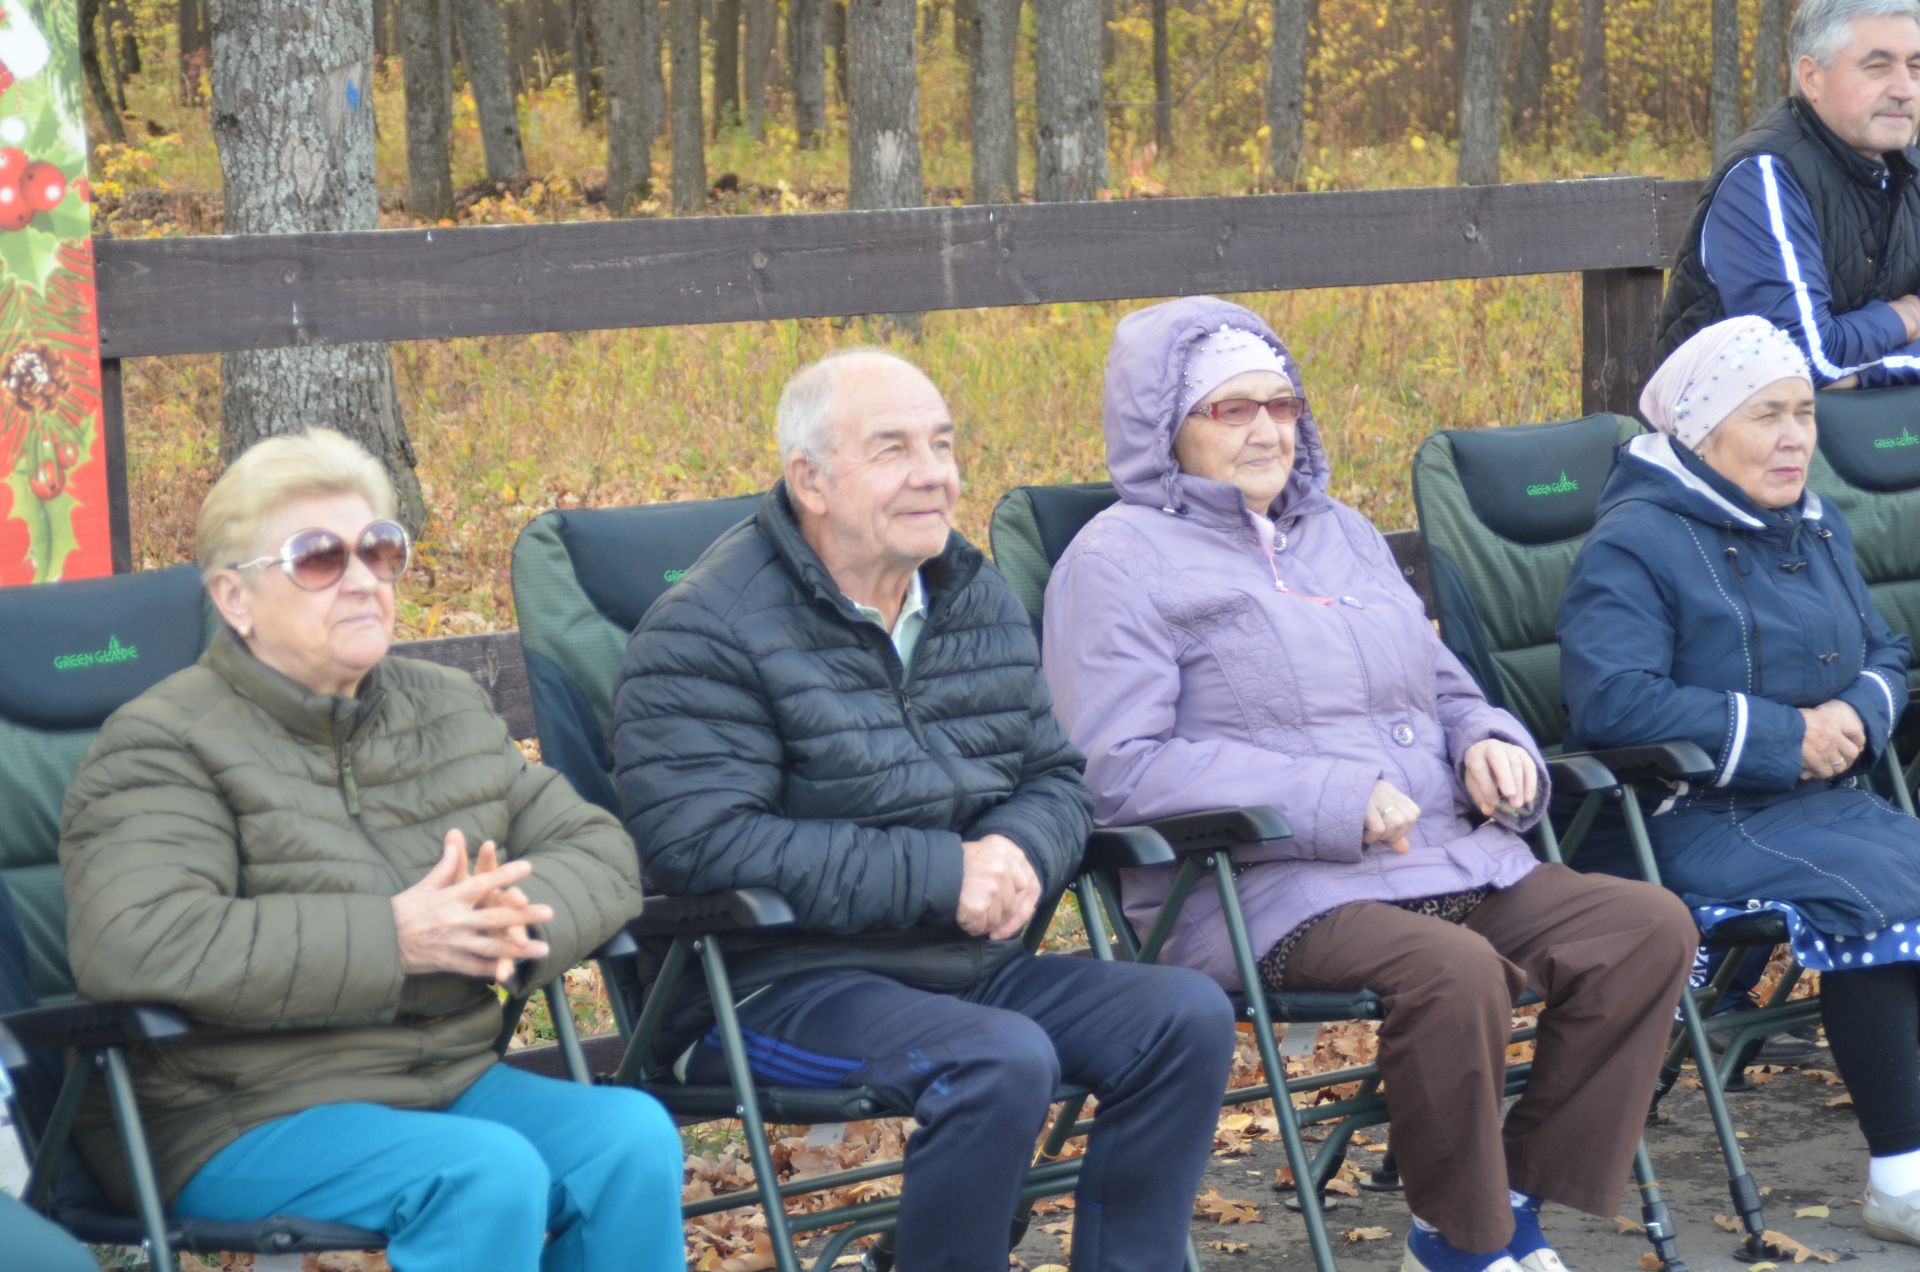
[86,177,1702,735]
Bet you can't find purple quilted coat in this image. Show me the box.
[1040,297,1546,989]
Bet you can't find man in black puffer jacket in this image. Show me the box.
[613,349,1235,1272]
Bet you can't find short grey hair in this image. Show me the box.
[775,348,921,469]
[1792,0,1920,69]
[196,427,395,582]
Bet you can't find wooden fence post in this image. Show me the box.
[1580,266,1664,417]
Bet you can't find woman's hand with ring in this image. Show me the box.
[1363,780,1420,854]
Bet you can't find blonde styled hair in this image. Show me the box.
[196,428,397,582]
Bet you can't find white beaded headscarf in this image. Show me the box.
[1640,317,1812,451]
[1176,324,1293,424]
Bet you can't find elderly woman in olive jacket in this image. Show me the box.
[58,429,678,1272]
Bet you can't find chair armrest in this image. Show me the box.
[1544,752,1617,796]
[0,1001,193,1051]
[0,1021,25,1071]
[1083,825,1175,871]
[625,887,797,938]
[1554,741,1715,785]
[589,928,641,960]
[1148,806,1292,854]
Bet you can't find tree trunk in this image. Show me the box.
[1035,0,1106,201]
[645,0,666,139]
[1579,0,1606,130]
[969,0,1018,202]
[373,0,392,56]
[711,0,739,135]
[99,0,128,114]
[1457,0,1510,185]
[178,0,204,103]
[1751,0,1789,124]
[827,0,848,105]
[1101,0,1115,66]
[398,0,455,219]
[1711,0,1741,159]
[1150,0,1171,155]
[112,2,142,73]
[792,0,826,147]
[1510,0,1550,142]
[452,0,526,180]
[1266,0,1307,189]
[744,0,775,137]
[669,0,706,211]
[569,0,597,122]
[80,0,127,143]
[208,0,426,533]
[595,0,654,210]
[954,0,977,57]
[847,0,921,210]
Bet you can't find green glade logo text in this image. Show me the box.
[1874,427,1920,450]
[54,635,138,671]
[663,568,687,584]
[1525,472,1580,496]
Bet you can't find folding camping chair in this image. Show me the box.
[511,495,1229,1272]
[989,479,1689,1272]
[1412,411,1838,1260]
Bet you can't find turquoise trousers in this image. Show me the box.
[173,1063,683,1272]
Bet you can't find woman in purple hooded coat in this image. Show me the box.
[1041,296,1696,1272]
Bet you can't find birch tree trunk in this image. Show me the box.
[1751,0,1789,123]
[568,0,597,122]
[80,0,127,143]
[1266,0,1308,189]
[452,0,525,180]
[669,0,706,211]
[1457,0,1510,185]
[847,0,921,210]
[209,0,426,532]
[643,0,666,139]
[969,0,1018,203]
[792,0,826,148]
[595,0,654,210]
[1035,0,1106,201]
[1510,0,1551,142]
[398,0,455,219]
[1711,0,1741,159]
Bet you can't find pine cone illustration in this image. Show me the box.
[4,343,67,413]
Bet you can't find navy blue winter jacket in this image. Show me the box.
[1559,432,1910,794]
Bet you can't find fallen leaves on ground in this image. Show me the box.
[1205,1239,1251,1254]
[1759,1229,1838,1264]
[1194,1187,1263,1224]
[1343,1226,1394,1243]
[1793,1204,1830,1219]
[1614,1216,1647,1236]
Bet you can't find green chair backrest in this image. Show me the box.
[1807,386,1920,694]
[0,567,216,1000]
[1411,414,1642,750]
[988,481,1119,632]
[509,495,762,816]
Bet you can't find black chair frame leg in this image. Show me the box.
[102,1046,176,1270]
[1634,1142,1689,1272]
[697,935,803,1272]
[1619,788,1770,1257]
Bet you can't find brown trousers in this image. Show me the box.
[1281,863,1696,1252]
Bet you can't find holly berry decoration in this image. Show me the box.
[28,457,58,499]
[0,150,63,233]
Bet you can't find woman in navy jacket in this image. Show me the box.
[1559,316,1920,1245]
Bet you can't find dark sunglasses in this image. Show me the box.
[1190,395,1307,427]
[230,519,411,591]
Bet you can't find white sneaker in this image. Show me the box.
[1863,1181,1920,1247]
[1513,1250,1569,1272]
[1399,1233,1524,1272]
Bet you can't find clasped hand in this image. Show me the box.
[1799,699,1867,782]
[391,828,553,983]
[956,834,1042,941]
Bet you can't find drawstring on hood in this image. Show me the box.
[1103,296,1332,530]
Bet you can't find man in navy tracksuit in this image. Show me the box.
[1656,0,1920,386]
[1655,0,1920,1058]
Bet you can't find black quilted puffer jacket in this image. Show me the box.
[612,483,1093,1016]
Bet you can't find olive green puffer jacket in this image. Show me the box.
[58,627,645,1209]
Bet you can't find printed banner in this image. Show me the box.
[0,1,107,585]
